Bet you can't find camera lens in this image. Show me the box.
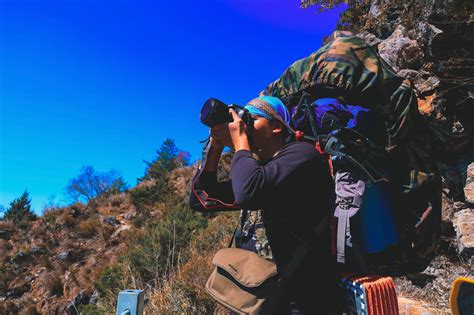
[200,98,230,127]
[200,99,214,124]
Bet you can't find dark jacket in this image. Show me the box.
[190,141,339,313]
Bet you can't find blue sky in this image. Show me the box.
[0,0,345,213]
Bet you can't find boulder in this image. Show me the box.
[57,250,71,261]
[65,303,78,315]
[11,251,30,266]
[0,229,10,240]
[29,246,44,256]
[452,208,474,259]
[464,163,474,204]
[5,283,30,299]
[378,25,424,71]
[88,290,99,305]
[64,289,91,314]
[111,225,131,239]
[356,31,382,47]
[104,216,120,226]
[398,297,448,314]
[124,211,135,221]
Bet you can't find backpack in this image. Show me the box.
[261,31,442,275]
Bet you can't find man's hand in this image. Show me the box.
[228,108,251,152]
[210,123,233,150]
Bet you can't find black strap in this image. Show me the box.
[227,219,241,248]
[227,210,249,248]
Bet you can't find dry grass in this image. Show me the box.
[56,211,77,228]
[45,271,63,297]
[169,167,196,200]
[76,217,101,238]
[0,239,12,252]
[146,213,237,313]
[395,254,472,309]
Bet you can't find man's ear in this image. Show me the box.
[272,121,283,135]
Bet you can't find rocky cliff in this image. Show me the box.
[348,0,473,312]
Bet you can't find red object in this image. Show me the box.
[295,130,305,141]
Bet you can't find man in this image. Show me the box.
[190,96,339,314]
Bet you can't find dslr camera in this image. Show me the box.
[200,98,253,129]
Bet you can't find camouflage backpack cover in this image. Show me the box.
[260,31,441,275]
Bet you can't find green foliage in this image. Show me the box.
[129,180,171,213]
[77,304,106,315]
[95,265,124,296]
[0,263,14,296]
[301,0,370,32]
[336,0,370,31]
[93,205,208,312]
[301,0,347,12]
[65,165,128,203]
[125,205,207,283]
[141,138,190,182]
[3,190,37,228]
[131,138,191,224]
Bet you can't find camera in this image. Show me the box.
[200,98,253,128]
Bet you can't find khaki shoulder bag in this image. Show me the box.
[205,216,328,314]
[206,247,278,314]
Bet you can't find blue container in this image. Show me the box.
[116,290,144,315]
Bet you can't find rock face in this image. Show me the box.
[378,25,424,71]
[0,229,10,240]
[352,0,474,310]
[453,209,474,259]
[361,0,474,201]
[465,163,474,204]
[398,297,449,314]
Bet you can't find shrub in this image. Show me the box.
[94,264,126,312]
[130,180,171,211]
[56,211,77,228]
[92,205,208,312]
[46,272,63,297]
[124,204,207,283]
[76,217,101,238]
[17,303,39,315]
[146,212,237,313]
[0,263,14,296]
[141,138,190,182]
[3,190,37,228]
[77,304,106,315]
[43,207,61,225]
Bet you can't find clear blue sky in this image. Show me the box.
[0,0,345,213]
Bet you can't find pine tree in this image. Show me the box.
[3,190,37,227]
[141,138,190,181]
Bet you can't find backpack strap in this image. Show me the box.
[335,194,364,264]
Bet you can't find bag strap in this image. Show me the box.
[227,219,240,248]
[227,210,249,248]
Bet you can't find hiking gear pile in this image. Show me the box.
[261,31,441,275]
